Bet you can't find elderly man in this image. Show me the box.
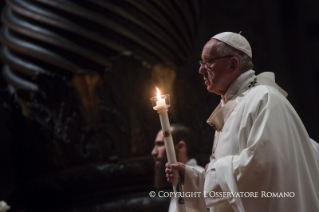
[165,32,319,212]
[151,124,204,212]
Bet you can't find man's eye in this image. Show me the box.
[156,142,164,146]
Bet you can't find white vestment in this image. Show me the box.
[169,159,205,212]
[183,70,319,212]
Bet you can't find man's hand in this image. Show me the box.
[205,155,216,172]
[165,162,186,184]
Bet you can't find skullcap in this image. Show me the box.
[212,32,252,58]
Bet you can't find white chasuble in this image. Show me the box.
[183,70,319,212]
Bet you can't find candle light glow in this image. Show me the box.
[156,87,161,100]
[155,87,166,107]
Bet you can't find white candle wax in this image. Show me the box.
[158,109,186,212]
[152,88,185,212]
[156,98,166,106]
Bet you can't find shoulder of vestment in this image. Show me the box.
[239,84,289,114]
[244,84,286,101]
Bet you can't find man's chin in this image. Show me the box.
[154,160,169,190]
[206,85,214,93]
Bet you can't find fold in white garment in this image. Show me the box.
[183,71,319,212]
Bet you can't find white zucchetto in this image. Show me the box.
[212,32,252,58]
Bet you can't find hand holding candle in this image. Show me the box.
[150,87,186,212]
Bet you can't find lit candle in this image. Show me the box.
[150,88,186,212]
[156,87,166,106]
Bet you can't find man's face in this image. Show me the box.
[151,130,168,189]
[199,39,232,95]
[151,130,166,164]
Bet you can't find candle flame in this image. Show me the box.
[156,87,161,100]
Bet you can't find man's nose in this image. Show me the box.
[199,65,206,74]
[151,147,157,157]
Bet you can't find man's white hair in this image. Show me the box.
[215,40,254,72]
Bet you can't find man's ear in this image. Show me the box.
[228,57,239,74]
[175,140,186,152]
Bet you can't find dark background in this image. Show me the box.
[0,0,318,211]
